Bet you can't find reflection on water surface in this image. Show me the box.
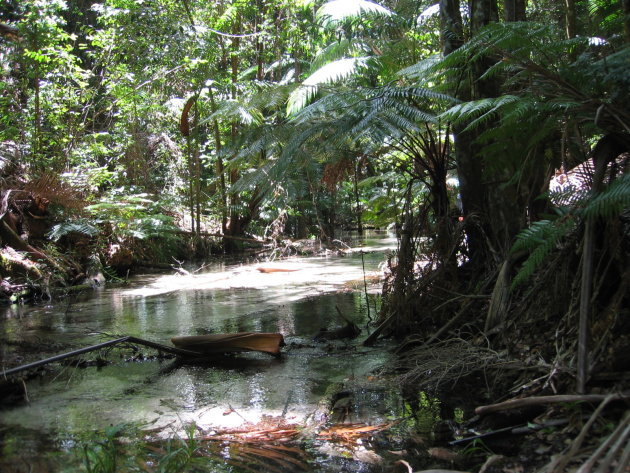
[0,233,398,440]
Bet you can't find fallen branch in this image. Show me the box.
[1,336,203,377]
[475,391,630,416]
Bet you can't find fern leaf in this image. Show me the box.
[47,220,100,242]
[287,57,369,116]
[582,173,630,220]
[511,217,577,288]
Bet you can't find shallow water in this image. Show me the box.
[0,232,407,470]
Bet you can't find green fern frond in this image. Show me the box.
[441,96,518,128]
[310,39,371,71]
[511,216,577,288]
[287,57,369,116]
[317,0,393,27]
[582,173,630,220]
[200,99,263,126]
[47,220,100,242]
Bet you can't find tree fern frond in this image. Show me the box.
[310,39,371,71]
[582,173,630,220]
[47,219,100,242]
[440,96,514,127]
[287,57,369,116]
[317,0,393,27]
[511,217,577,288]
[201,99,263,126]
[397,55,442,81]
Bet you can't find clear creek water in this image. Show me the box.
[0,232,418,471]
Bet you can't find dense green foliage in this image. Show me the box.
[0,0,628,269]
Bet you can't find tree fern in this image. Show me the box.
[511,160,629,289]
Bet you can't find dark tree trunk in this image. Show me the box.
[622,0,630,43]
[565,0,577,39]
[439,0,464,54]
[504,0,527,21]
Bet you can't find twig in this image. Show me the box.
[614,430,630,473]
[575,411,630,473]
[395,459,413,473]
[593,411,630,473]
[548,394,617,473]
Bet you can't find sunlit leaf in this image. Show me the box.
[317,0,393,25]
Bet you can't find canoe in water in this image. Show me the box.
[171,332,285,356]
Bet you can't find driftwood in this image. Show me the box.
[449,418,571,446]
[545,393,620,473]
[475,390,630,416]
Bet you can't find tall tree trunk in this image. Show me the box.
[225,19,242,249]
[622,0,630,43]
[354,160,363,234]
[565,0,577,39]
[32,22,42,162]
[504,0,527,21]
[440,0,488,263]
[207,87,228,234]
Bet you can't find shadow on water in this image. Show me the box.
[0,231,449,472]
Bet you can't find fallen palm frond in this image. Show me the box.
[395,338,505,392]
[200,426,308,472]
[143,422,309,472]
[318,422,394,444]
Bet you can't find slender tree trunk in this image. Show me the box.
[439,0,464,54]
[354,161,363,234]
[193,100,201,235]
[207,87,228,234]
[32,23,42,162]
[565,0,577,39]
[622,0,630,43]
[225,19,242,248]
[440,0,488,263]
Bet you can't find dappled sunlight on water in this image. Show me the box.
[0,231,403,468]
[124,259,383,299]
